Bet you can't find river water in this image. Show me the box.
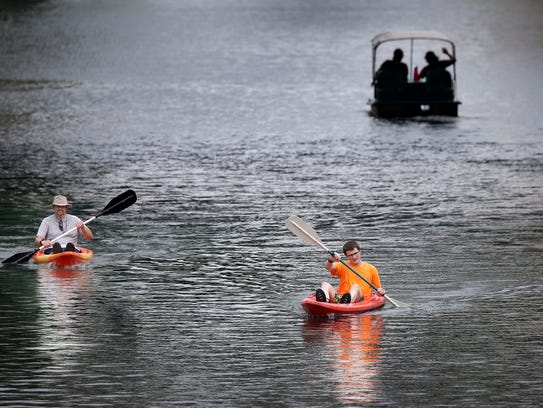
[0,0,542,407]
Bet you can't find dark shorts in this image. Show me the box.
[44,246,81,254]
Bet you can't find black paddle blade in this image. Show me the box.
[2,249,38,264]
[97,189,137,217]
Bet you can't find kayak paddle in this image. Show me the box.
[285,214,408,308]
[2,189,137,264]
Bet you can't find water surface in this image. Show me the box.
[0,0,542,406]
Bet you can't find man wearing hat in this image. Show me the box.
[35,195,93,254]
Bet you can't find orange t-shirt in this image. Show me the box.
[331,261,382,300]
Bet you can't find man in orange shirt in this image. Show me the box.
[316,240,386,304]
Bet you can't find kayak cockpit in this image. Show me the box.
[33,246,93,267]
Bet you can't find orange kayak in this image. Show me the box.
[33,246,93,267]
[301,292,385,316]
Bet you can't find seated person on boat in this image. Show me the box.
[35,195,93,254]
[417,48,456,99]
[316,240,386,304]
[373,48,408,99]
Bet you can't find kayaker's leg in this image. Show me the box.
[315,288,327,302]
[339,292,351,304]
[350,284,363,303]
[65,243,76,252]
[316,281,336,302]
[52,243,62,254]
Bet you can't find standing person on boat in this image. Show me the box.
[35,195,93,254]
[375,48,408,83]
[418,47,456,79]
[316,240,386,304]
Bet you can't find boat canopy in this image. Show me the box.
[371,30,455,50]
[371,30,457,79]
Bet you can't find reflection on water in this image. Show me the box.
[303,314,384,405]
[35,267,94,361]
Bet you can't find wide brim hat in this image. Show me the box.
[51,195,72,208]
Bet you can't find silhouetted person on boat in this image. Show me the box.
[375,48,408,84]
[418,47,456,79]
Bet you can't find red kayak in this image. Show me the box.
[301,292,385,316]
[33,247,93,267]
